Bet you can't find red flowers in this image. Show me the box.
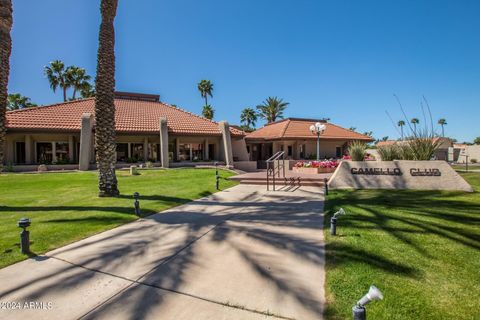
[294,160,339,168]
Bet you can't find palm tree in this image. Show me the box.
[397,120,405,140]
[411,118,419,135]
[256,97,289,123]
[240,107,258,129]
[94,0,119,197]
[197,79,213,106]
[66,66,92,100]
[438,118,447,137]
[44,60,70,102]
[7,93,37,110]
[80,82,95,98]
[202,104,214,120]
[0,0,13,172]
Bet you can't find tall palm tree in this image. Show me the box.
[44,60,70,102]
[411,118,419,135]
[256,97,289,123]
[7,93,37,110]
[197,79,213,106]
[438,118,447,137]
[202,104,214,120]
[397,120,405,140]
[95,0,119,197]
[240,107,258,129]
[80,82,95,98]
[0,0,13,172]
[66,66,92,100]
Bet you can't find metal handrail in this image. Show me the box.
[266,151,286,191]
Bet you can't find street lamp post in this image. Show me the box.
[310,122,326,161]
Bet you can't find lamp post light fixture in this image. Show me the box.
[214,162,219,190]
[17,217,31,254]
[352,285,384,320]
[330,208,346,236]
[310,122,326,161]
[133,192,141,216]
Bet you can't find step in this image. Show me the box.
[238,179,324,187]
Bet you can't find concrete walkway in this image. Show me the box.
[0,185,325,320]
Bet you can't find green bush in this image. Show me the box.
[377,145,401,161]
[471,158,478,164]
[348,141,367,161]
[407,137,440,160]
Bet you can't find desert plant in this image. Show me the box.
[406,137,441,160]
[471,158,477,164]
[377,145,401,161]
[347,141,367,161]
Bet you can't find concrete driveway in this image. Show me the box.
[0,185,325,320]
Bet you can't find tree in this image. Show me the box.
[44,60,70,102]
[363,131,373,137]
[349,127,357,132]
[197,79,213,106]
[474,137,480,145]
[79,82,95,98]
[66,66,92,100]
[438,118,447,137]
[256,97,289,123]
[7,93,37,111]
[94,0,119,197]
[411,118,419,135]
[0,0,13,172]
[202,104,214,120]
[397,120,405,140]
[240,107,258,130]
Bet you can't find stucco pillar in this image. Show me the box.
[25,135,33,164]
[159,118,169,168]
[68,136,74,163]
[79,113,93,171]
[218,121,233,167]
[204,138,209,160]
[143,137,149,162]
[51,142,57,163]
[175,137,180,161]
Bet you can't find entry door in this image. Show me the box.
[208,144,215,161]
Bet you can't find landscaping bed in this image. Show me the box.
[324,172,480,319]
[0,168,238,268]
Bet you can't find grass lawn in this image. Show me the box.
[0,168,237,269]
[451,164,480,172]
[324,172,480,319]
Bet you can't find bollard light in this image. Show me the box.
[330,208,346,236]
[352,285,384,320]
[17,217,31,254]
[324,178,329,195]
[214,162,219,190]
[133,192,141,216]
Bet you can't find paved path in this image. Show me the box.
[0,185,325,320]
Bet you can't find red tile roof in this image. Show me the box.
[246,118,373,141]
[6,98,244,136]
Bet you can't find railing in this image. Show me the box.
[266,151,286,191]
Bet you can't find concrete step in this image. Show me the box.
[238,179,324,187]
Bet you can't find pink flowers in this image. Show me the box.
[294,160,339,168]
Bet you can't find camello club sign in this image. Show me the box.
[350,167,441,177]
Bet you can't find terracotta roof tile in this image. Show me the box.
[246,118,373,141]
[6,98,244,136]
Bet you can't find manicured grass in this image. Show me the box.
[451,164,480,172]
[324,172,480,319]
[0,168,237,268]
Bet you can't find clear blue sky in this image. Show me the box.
[9,0,480,142]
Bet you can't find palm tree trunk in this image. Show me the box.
[204,96,208,106]
[0,0,13,172]
[441,125,444,137]
[401,126,404,140]
[95,0,119,197]
[72,87,77,100]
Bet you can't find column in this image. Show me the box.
[159,117,169,168]
[127,143,131,158]
[25,135,33,164]
[143,137,149,162]
[218,121,233,167]
[51,142,57,163]
[79,113,93,171]
[204,138,209,160]
[68,136,74,162]
[176,137,180,161]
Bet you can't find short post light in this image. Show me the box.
[330,208,345,236]
[133,192,141,216]
[324,178,329,195]
[309,122,326,161]
[214,162,219,190]
[352,285,384,320]
[17,217,31,254]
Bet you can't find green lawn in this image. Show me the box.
[324,172,480,320]
[0,168,237,268]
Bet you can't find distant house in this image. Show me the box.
[4,92,247,170]
[245,118,373,161]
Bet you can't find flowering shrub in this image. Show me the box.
[294,160,339,168]
[343,154,375,161]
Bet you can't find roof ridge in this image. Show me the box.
[6,97,95,114]
[279,118,291,138]
[161,102,221,126]
[326,122,372,139]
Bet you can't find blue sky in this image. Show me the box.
[9,0,480,142]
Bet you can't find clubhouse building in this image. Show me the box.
[4,92,372,171]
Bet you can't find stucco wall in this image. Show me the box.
[457,145,480,163]
[232,138,249,161]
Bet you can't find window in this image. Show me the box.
[37,143,53,164]
[336,146,342,158]
[15,142,26,164]
[131,143,144,161]
[299,144,306,159]
[55,142,69,163]
[116,143,128,162]
[168,143,175,161]
[178,144,191,161]
[287,145,293,157]
[192,144,203,161]
[147,143,160,162]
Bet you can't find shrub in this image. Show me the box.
[347,141,367,161]
[407,137,440,160]
[471,158,478,164]
[145,161,154,168]
[377,145,401,161]
[294,160,339,168]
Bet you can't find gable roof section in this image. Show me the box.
[6,98,244,136]
[246,118,373,141]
